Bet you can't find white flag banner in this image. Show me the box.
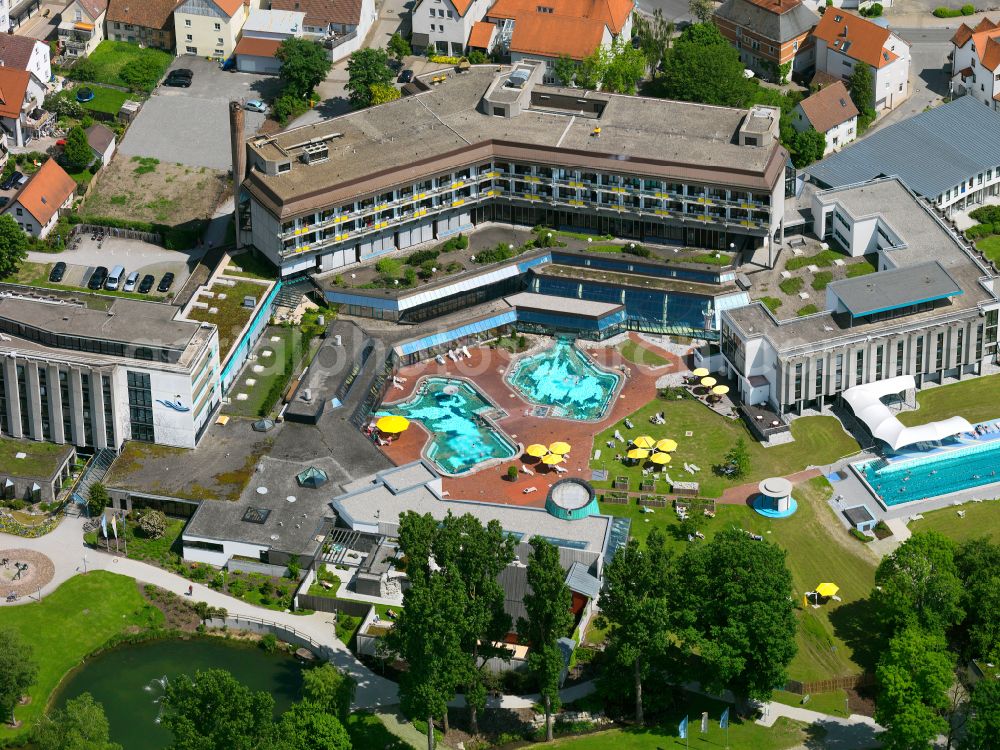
[111,514,118,539]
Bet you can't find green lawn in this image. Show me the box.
[590,397,860,498]
[896,374,1000,427]
[846,258,877,277]
[618,339,670,367]
[772,689,849,718]
[0,435,71,477]
[0,572,164,739]
[80,41,173,90]
[223,327,305,418]
[186,280,272,359]
[779,277,803,295]
[785,249,846,271]
[760,296,782,313]
[85,517,186,566]
[909,500,1000,542]
[226,251,279,280]
[347,712,412,750]
[3,261,169,301]
[797,304,819,317]
[79,84,131,116]
[977,235,1000,265]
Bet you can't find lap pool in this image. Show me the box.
[506,338,621,421]
[377,377,517,475]
[855,425,1000,506]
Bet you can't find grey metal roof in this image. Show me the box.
[714,0,819,42]
[827,261,963,317]
[806,96,1000,199]
[565,561,602,599]
[844,505,875,526]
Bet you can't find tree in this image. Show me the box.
[276,38,332,100]
[601,37,648,95]
[119,56,163,92]
[847,64,876,132]
[553,55,577,87]
[873,532,964,635]
[63,125,93,171]
[599,528,673,724]
[160,668,276,750]
[875,626,954,750]
[0,214,28,281]
[518,537,573,741]
[670,527,797,703]
[346,48,395,109]
[658,24,755,107]
[87,482,109,519]
[136,509,167,539]
[962,678,1000,750]
[387,32,412,61]
[0,628,37,726]
[633,9,674,73]
[272,93,308,125]
[32,693,121,750]
[724,437,751,478]
[302,664,355,722]
[689,0,716,23]
[954,537,1000,662]
[370,83,401,106]
[789,127,827,168]
[576,50,603,90]
[274,701,350,750]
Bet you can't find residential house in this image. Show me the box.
[714,0,819,80]
[271,0,376,61]
[792,80,858,154]
[174,0,250,60]
[411,0,493,56]
[85,122,116,165]
[0,66,40,147]
[58,0,109,58]
[950,17,1000,111]
[811,10,910,112]
[233,8,304,73]
[471,0,634,83]
[3,159,76,239]
[105,0,181,51]
[0,35,52,106]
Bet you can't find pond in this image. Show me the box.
[55,638,306,750]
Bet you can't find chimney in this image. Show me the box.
[229,101,246,250]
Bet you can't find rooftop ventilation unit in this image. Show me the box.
[302,141,329,164]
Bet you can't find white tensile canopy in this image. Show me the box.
[842,375,973,451]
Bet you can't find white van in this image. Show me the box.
[105,265,126,290]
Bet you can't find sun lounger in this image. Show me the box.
[690,464,701,472]
[462,345,472,358]
[448,350,458,361]
[393,382,403,390]
[521,465,534,475]
[436,354,446,365]
[554,465,568,473]
[523,486,538,494]
[594,449,601,460]
[614,430,625,442]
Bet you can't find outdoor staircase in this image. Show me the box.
[273,279,315,313]
[71,448,118,513]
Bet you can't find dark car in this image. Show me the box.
[1,171,23,190]
[398,69,414,83]
[49,262,67,282]
[138,274,155,294]
[157,272,175,293]
[164,70,193,88]
[88,266,108,290]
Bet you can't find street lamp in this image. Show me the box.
[83,554,89,574]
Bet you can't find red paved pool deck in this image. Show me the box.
[375,335,688,505]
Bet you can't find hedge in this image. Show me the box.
[933,4,974,16]
[969,205,1000,225]
[966,223,995,240]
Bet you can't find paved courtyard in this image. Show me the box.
[120,57,280,170]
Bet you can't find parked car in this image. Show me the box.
[164,69,193,88]
[49,262,66,282]
[1,171,23,190]
[244,99,267,113]
[398,69,414,83]
[88,266,108,290]
[138,274,155,294]
[157,272,175,293]
[123,271,140,292]
[105,264,125,291]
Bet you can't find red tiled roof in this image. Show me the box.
[271,0,364,27]
[970,27,1000,71]
[509,13,607,59]
[76,0,109,19]
[951,17,997,48]
[798,80,858,132]
[233,36,283,58]
[0,36,44,73]
[10,159,76,227]
[0,67,31,120]
[208,0,243,17]
[106,0,180,29]
[488,0,633,34]
[468,21,496,49]
[812,10,897,68]
[452,0,475,16]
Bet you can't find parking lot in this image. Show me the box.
[119,57,282,170]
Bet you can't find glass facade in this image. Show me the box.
[127,371,154,443]
[0,318,185,364]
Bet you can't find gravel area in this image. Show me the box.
[0,549,55,599]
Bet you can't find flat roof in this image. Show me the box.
[829,261,963,317]
[245,65,786,217]
[504,292,623,319]
[844,505,875,525]
[806,96,1000,199]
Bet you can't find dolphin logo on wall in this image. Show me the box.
[156,398,191,413]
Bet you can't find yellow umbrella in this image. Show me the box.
[525,444,549,458]
[542,453,565,465]
[650,452,671,465]
[700,377,717,388]
[626,448,650,460]
[632,435,656,449]
[712,385,730,395]
[655,438,678,452]
[816,582,840,598]
[692,368,710,377]
[549,441,572,455]
[376,415,410,433]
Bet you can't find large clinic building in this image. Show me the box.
[0,291,220,449]
[239,62,791,277]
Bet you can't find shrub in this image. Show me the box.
[932,6,963,16]
[966,223,995,240]
[850,528,873,542]
[624,244,651,258]
[375,257,402,278]
[472,242,516,264]
[468,50,488,64]
[442,233,469,252]
[286,555,301,579]
[136,509,167,539]
[507,465,518,482]
[962,2,975,13]
[272,93,308,125]
[404,267,417,286]
[860,2,883,16]
[88,482,109,518]
[405,248,439,266]
[969,205,1000,225]
[260,633,278,652]
[228,578,246,598]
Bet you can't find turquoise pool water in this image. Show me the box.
[858,437,1000,506]
[507,339,621,421]
[378,377,517,475]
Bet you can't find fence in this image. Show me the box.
[297,593,373,618]
[784,673,875,695]
[204,614,330,658]
[72,223,163,245]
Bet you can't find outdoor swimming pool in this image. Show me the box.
[378,377,517,475]
[857,435,1000,506]
[506,339,621,421]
